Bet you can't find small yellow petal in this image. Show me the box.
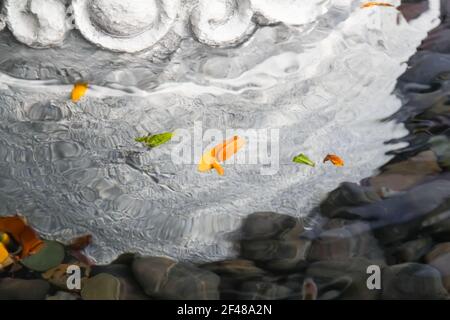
[71,82,88,102]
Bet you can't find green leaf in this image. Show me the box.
[136,132,173,148]
[293,153,315,167]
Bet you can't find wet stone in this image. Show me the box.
[398,0,429,22]
[237,278,294,300]
[308,220,385,263]
[306,258,381,300]
[420,197,450,241]
[370,151,441,193]
[42,263,90,291]
[132,256,220,300]
[399,51,450,85]
[332,180,450,245]
[0,278,50,300]
[91,264,149,300]
[46,291,80,300]
[425,242,450,292]
[420,24,450,53]
[200,259,266,278]
[199,260,268,300]
[111,252,137,265]
[241,212,304,241]
[240,239,311,271]
[382,263,448,300]
[81,273,121,300]
[407,96,450,136]
[385,237,434,265]
[320,182,381,219]
[374,220,423,246]
[430,135,450,171]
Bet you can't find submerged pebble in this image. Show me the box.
[132,256,220,300]
[0,278,50,300]
[381,263,448,299]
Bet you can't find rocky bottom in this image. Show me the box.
[1,0,450,300]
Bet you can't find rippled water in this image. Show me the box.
[0,1,441,263]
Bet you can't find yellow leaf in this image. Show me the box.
[0,243,9,264]
[198,136,245,176]
[71,82,88,102]
[0,216,44,258]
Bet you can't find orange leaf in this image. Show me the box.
[361,2,395,9]
[215,136,246,163]
[68,234,92,251]
[0,216,44,258]
[198,136,245,176]
[323,154,345,167]
[71,82,88,102]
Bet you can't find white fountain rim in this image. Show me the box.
[71,0,180,53]
[4,0,69,48]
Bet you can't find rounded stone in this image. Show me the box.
[385,237,433,265]
[308,220,385,263]
[425,243,450,292]
[72,0,180,52]
[242,212,304,241]
[132,256,220,300]
[190,0,256,47]
[200,259,266,277]
[20,240,65,272]
[238,279,293,300]
[0,278,50,300]
[90,264,149,300]
[81,273,121,300]
[382,263,448,300]
[306,258,382,300]
[88,0,157,37]
[4,0,69,48]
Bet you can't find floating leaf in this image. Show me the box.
[0,216,43,258]
[135,132,173,148]
[293,153,315,167]
[361,2,395,9]
[68,234,92,251]
[198,136,245,176]
[20,240,65,272]
[0,244,9,265]
[323,154,345,167]
[71,82,88,102]
[215,136,246,163]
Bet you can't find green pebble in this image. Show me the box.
[20,240,65,272]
